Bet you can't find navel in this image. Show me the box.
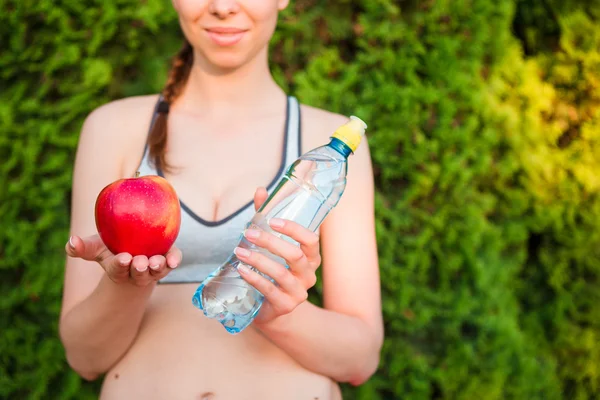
[198,392,215,400]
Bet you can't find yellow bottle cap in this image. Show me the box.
[331,116,368,153]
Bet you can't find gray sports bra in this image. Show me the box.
[136,95,302,284]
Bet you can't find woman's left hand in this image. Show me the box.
[234,187,321,325]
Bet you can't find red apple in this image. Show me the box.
[94,172,181,257]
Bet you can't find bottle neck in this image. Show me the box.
[327,137,353,158]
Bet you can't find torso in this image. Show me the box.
[100,284,341,400]
[99,93,346,399]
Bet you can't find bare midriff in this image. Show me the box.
[99,283,342,400]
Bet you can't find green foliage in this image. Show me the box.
[499,6,600,399]
[1,0,598,399]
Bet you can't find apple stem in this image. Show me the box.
[135,171,140,178]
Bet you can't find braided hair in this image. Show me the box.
[148,40,194,173]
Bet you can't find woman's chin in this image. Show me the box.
[203,53,253,73]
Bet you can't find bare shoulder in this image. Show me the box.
[79,94,160,175]
[82,94,159,142]
[298,104,351,152]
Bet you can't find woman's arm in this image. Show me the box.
[59,263,156,381]
[255,302,382,385]
[59,98,180,380]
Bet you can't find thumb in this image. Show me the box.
[253,187,269,211]
[66,234,125,265]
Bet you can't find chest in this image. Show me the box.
[160,112,292,223]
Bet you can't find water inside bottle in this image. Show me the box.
[192,151,348,333]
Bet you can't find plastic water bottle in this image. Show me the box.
[191,116,368,333]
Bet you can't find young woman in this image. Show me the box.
[59,1,383,398]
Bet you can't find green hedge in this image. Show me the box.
[1,0,598,399]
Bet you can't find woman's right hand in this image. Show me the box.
[65,234,182,287]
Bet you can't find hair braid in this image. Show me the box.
[148,40,193,173]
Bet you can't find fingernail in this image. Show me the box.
[245,229,260,239]
[136,265,148,272]
[169,263,179,269]
[120,257,131,266]
[68,236,75,249]
[234,247,251,258]
[150,264,161,271]
[269,218,284,228]
[238,264,250,274]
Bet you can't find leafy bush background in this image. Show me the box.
[1,0,598,399]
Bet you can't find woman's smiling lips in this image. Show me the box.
[205,26,248,46]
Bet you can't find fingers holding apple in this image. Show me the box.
[66,172,183,286]
[66,233,132,284]
[148,254,176,280]
[129,255,153,286]
[148,254,166,273]
[68,233,183,285]
[127,246,180,283]
[165,246,182,269]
